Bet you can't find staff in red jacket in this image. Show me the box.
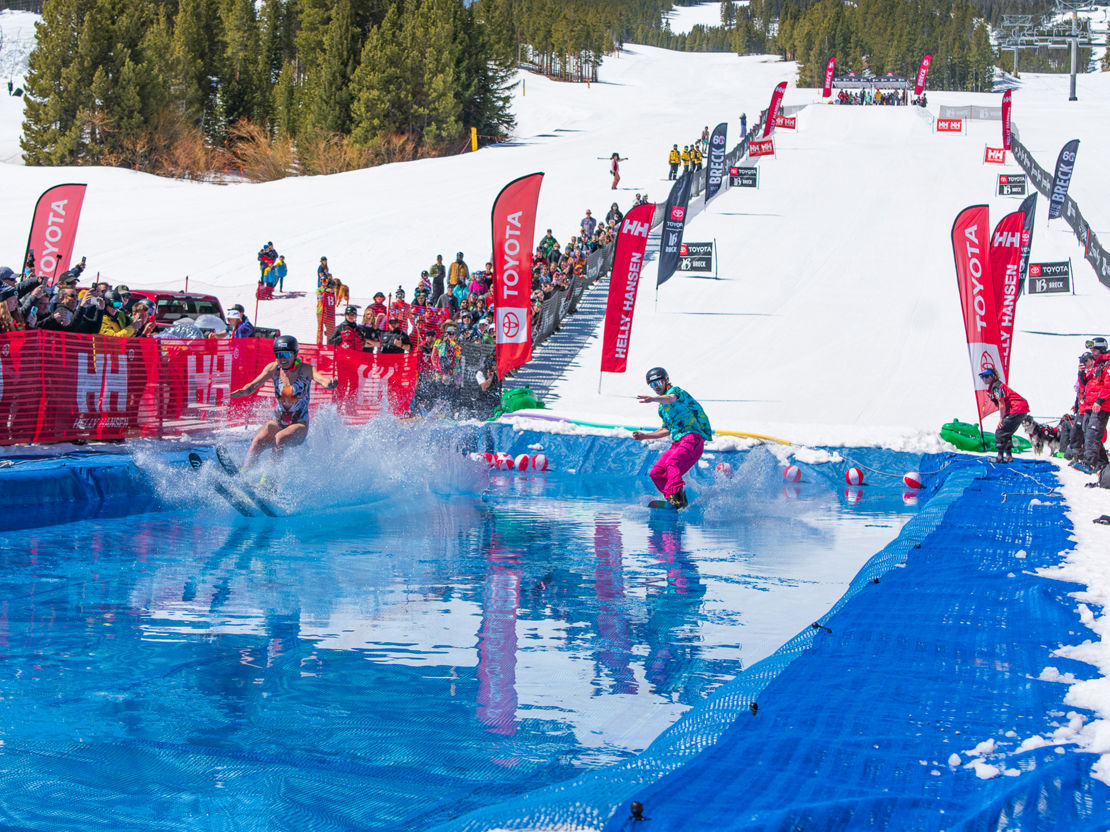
[979,367,1029,463]
[1080,336,1110,472]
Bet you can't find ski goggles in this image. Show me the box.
[274,350,295,359]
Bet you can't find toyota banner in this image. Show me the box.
[491,172,544,378]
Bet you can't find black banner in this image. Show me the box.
[1017,193,1036,299]
[657,172,692,287]
[1027,261,1070,294]
[678,242,713,272]
[1048,139,1079,220]
[705,122,728,203]
[729,166,759,188]
[997,173,1026,197]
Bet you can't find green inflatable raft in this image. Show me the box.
[939,419,1031,453]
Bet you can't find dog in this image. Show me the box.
[1022,415,1061,456]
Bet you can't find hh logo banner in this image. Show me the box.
[937,119,963,133]
[774,115,796,130]
[984,146,1006,164]
[749,138,775,157]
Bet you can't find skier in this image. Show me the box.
[610,152,626,190]
[230,335,338,468]
[978,367,1029,464]
[632,367,713,509]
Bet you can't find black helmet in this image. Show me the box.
[1087,336,1108,352]
[273,334,299,354]
[1080,351,1093,363]
[646,366,669,386]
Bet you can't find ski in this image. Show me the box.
[214,445,282,517]
[188,452,256,517]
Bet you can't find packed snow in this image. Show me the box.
[2,3,1110,784]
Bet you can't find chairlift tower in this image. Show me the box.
[996,1,1098,100]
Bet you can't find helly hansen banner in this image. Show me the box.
[705,122,728,203]
[657,172,693,287]
[1001,90,1012,150]
[1047,139,1079,220]
[951,204,1003,419]
[600,203,656,373]
[492,172,544,378]
[914,54,932,96]
[24,183,87,284]
[990,205,1029,379]
[822,57,836,98]
[762,81,787,138]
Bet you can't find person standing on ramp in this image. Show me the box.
[633,367,713,509]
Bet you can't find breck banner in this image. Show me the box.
[822,56,836,98]
[1047,139,1079,221]
[600,203,656,373]
[23,183,87,284]
[951,204,1003,419]
[704,122,728,203]
[914,54,932,96]
[491,172,544,378]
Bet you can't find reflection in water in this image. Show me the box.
[0,456,917,831]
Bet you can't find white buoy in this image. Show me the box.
[514,453,531,471]
[783,465,802,483]
[903,472,923,489]
[530,453,549,472]
[845,467,865,486]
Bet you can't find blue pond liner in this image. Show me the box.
[433,455,1110,832]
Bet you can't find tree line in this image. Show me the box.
[19,0,1066,178]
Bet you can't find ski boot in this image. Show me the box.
[666,490,689,510]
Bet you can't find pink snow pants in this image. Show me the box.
[649,433,705,497]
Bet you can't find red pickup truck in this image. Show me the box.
[127,290,226,332]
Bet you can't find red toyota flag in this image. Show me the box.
[989,207,1027,378]
[914,54,932,96]
[492,172,544,379]
[762,81,787,138]
[1001,89,1012,150]
[23,183,87,284]
[600,203,656,373]
[822,57,836,98]
[951,205,1002,419]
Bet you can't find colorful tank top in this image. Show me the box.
[272,362,311,426]
[658,386,713,442]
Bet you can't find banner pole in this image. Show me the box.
[977,411,989,453]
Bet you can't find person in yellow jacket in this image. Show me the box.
[691,144,703,171]
[98,290,132,336]
[448,252,469,287]
[668,144,681,180]
[680,145,691,175]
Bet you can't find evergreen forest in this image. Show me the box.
[14,0,1105,179]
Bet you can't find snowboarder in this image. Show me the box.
[632,367,713,509]
[610,152,626,190]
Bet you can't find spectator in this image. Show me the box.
[430,255,446,301]
[364,291,387,325]
[271,255,287,292]
[581,209,597,237]
[433,321,462,383]
[0,285,21,332]
[416,269,432,297]
[228,305,255,338]
[546,241,562,267]
[681,145,691,175]
[317,256,331,287]
[606,202,624,227]
[127,301,158,337]
[258,242,277,276]
[98,291,131,335]
[22,251,35,279]
[477,317,495,345]
[115,284,138,313]
[539,229,558,255]
[34,302,74,332]
[449,251,469,289]
[379,316,413,354]
[668,144,680,180]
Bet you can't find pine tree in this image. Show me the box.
[309,0,360,134]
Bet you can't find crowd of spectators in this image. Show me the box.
[835,88,911,106]
[666,127,710,180]
[1060,336,1110,475]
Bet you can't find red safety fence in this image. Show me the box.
[0,331,418,446]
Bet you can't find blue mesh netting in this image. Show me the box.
[433,456,1110,832]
